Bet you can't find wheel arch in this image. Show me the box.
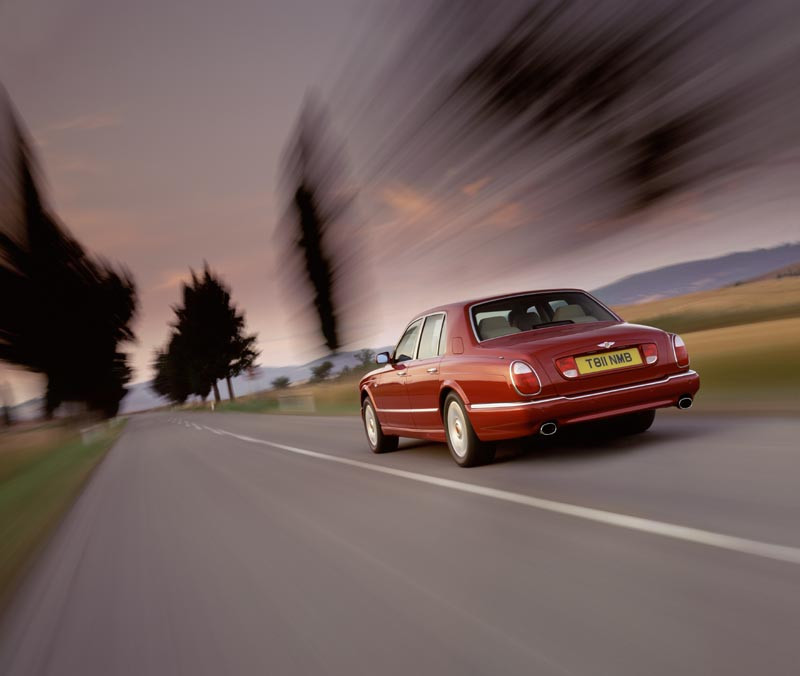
[438,380,470,420]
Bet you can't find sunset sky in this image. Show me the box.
[1,0,798,404]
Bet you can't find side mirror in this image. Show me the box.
[376,351,391,365]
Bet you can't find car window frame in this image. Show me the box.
[393,318,424,362]
[437,314,448,356]
[416,312,447,361]
[393,312,448,362]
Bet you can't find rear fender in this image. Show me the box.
[438,380,471,418]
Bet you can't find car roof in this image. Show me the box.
[413,288,589,319]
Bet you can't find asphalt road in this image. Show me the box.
[1,411,799,675]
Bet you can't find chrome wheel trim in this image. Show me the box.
[364,403,379,447]
[447,401,468,458]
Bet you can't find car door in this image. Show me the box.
[406,313,446,431]
[375,318,423,429]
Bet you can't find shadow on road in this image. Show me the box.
[396,417,717,467]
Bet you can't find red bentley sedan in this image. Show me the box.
[359,289,700,467]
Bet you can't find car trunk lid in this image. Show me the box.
[483,321,675,396]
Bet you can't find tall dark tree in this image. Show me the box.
[153,265,258,404]
[224,332,258,400]
[279,97,367,354]
[1,93,137,418]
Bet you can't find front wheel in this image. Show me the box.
[362,399,399,453]
[444,394,495,467]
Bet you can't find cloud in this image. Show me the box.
[488,202,527,230]
[461,176,490,197]
[152,270,190,292]
[40,113,122,135]
[52,156,103,174]
[380,183,432,218]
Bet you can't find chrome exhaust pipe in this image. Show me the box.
[540,421,558,436]
[677,396,693,410]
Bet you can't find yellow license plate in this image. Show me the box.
[575,348,642,375]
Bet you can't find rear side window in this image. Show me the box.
[418,314,445,360]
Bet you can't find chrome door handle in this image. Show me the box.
[397,371,408,377]
[426,367,438,374]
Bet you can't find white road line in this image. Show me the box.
[205,425,800,566]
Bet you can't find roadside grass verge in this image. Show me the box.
[0,420,126,610]
[210,379,362,416]
[683,317,800,414]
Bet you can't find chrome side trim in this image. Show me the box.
[468,371,698,411]
[376,407,439,414]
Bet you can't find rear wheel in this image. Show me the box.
[362,398,398,453]
[444,393,495,467]
[614,409,656,435]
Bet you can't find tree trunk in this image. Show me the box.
[226,376,235,400]
[212,381,221,403]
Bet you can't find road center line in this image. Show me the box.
[200,423,800,566]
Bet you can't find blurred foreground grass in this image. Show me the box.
[683,318,799,414]
[0,420,125,610]
[617,276,800,413]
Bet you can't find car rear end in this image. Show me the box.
[465,290,699,439]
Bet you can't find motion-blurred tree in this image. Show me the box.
[435,0,747,215]
[151,337,195,405]
[271,376,291,390]
[279,97,364,354]
[353,348,375,369]
[1,381,11,426]
[224,332,259,400]
[309,360,334,383]
[1,99,137,418]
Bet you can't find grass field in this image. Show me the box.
[682,317,800,413]
[614,275,800,413]
[614,276,800,334]
[0,420,126,610]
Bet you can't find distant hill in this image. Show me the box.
[592,243,800,306]
[744,261,800,283]
[120,347,391,414]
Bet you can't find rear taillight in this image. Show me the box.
[642,343,658,365]
[510,361,541,395]
[555,356,578,379]
[673,334,689,367]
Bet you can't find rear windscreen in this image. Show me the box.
[472,292,617,340]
